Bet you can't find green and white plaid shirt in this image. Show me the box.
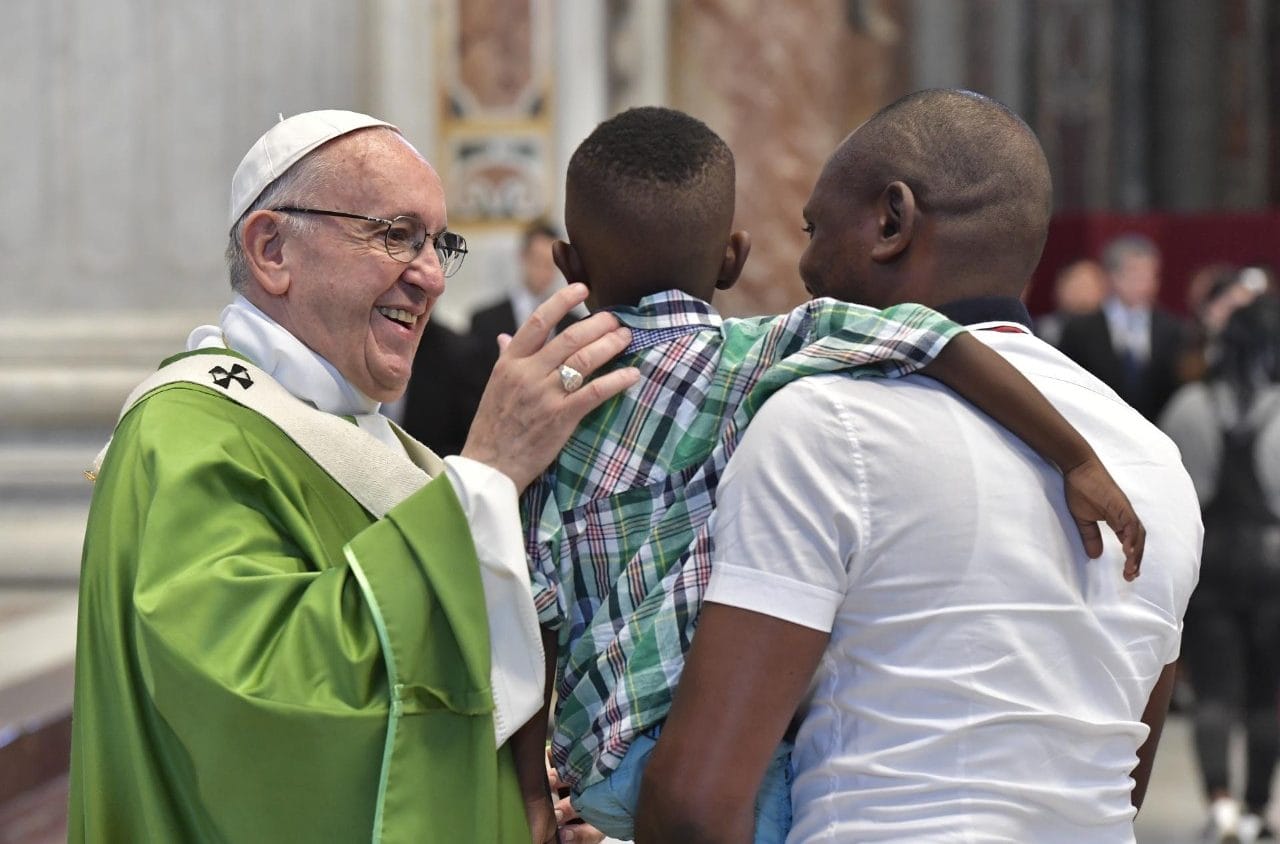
[522,290,962,793]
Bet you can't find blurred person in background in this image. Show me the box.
[1180,264,1272,383]
[471,218,582,373]
[1035,258,1109,347]
[1058,233,1190,422]
[400,319,487,455]
[1160,293,1280,844]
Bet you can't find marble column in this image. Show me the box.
[607,0,672,112]
[1150,0,1222,211]
[1217,0,1270,210]
[554,0,609,224]
[670,0,904,317]
[368,0,439,162]
[1111,0,1150,211]
[1033,0,1113,211]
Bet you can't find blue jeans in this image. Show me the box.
[573,725,793,843]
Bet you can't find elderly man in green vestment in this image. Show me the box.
[68,110,639,843]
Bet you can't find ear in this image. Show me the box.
[869,181,915,264]
[242,210,292,296]
[714,230,752,291]
[552,240,589,288]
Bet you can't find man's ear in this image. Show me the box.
[714,230,752,291]
[870,181,915,264]
[242,210,291,296]
[552,240,589,288]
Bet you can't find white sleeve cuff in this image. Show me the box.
[705,562,843,633]
[442,455,544,747]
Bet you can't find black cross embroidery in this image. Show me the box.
[209,363,254,390]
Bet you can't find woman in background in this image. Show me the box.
[1161,291,1280,843]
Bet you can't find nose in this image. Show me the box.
[401,245,447,299]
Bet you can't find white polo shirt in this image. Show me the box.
[705,326,1202,843]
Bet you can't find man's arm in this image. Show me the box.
[635,603,828,844]
[922,333,1146,578]
[1131,662,1178,811]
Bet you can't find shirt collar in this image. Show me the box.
[186,294,381,417]
[608,289,722,331]
[607,290,723,355]
[936,296,1034,329]
[1103,297,1151,324]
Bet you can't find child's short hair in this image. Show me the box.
[565,107,736,300]
[568,107,733,210]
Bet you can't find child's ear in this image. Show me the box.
[870,181,915,264]
[715,230,752,291]
[552,240,589,286]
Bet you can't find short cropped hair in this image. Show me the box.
[564,107,735,291]
[833,89,1054,285]
[567,107,734,235]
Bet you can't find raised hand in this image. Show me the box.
[462,284,640,492]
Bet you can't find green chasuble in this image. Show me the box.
[69,350,530,843]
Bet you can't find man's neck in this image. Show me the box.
[936,296,1033,329]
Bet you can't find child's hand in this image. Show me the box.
[547,764,608,843]
[1063,457,1146,581]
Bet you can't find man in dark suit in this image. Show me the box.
[1058,233,1189,422]
[399,319,487,456]
[470,218,580,373]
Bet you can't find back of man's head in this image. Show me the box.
[564,107,737,307]
[829,89,1053,302]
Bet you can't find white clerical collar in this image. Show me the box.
[187,296,401,449]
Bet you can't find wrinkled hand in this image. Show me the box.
[462,284,640,492]
[1063,456,1146,581]
[548,765,608,844]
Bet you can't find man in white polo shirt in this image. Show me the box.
[636,90,1202,843]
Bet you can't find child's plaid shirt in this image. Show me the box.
[522,290,962,793]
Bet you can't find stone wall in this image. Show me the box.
[669,0,906,317]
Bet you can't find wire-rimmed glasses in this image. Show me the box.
[273,207,468,277]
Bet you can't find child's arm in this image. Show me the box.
[921,333,1146,581]
[511,627,561,843]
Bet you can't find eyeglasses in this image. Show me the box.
[273,207,468,277]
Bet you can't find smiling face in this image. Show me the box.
[264,130,448,402]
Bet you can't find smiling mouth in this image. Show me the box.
[376,306,419,328]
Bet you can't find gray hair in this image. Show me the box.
[224,140,355,292]
[1100,233,1159,275]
